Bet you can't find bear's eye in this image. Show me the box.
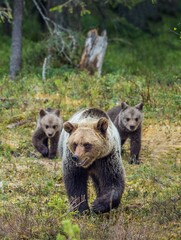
[84,143,92,151]
[135,118,138,122]
[45,125,49,129]
[53,125,57,129]
[126,118,130,122]
[72,143,77,151]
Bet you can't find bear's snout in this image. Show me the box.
[72,154,79,162]
[129,125,135,131]
[48,133,53,137]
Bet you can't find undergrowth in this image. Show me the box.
[0,12,181,240]
[0,71,180,239]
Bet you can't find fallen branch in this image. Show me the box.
[7,119,32,129]
[69,195,86,212]
[0,98,16,102]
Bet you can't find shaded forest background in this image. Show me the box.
[1,0,181,81]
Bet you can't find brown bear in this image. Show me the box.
[107,102,143,164]
[32,108,63,159]
[58,108,125,214]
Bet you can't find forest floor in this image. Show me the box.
[0,90,180,239]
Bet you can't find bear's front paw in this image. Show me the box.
[135,159,140,164]
[48,153,56,159]
[129,156,140,165]
[75,203,90,215]
[41,148,49,157]
[91,199,108,214]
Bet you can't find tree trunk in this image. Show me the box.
[79,29,108,76]
[9,0,23,80]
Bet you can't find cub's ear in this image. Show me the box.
[135,103,143,111]
[54,109,60,117]
[95,117,108,136]
[63,122,78,134]
[121,102,129,111]
[39,109,47,118]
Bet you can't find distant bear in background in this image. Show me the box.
[107,102,143,164]
[32,108,63,159]
[58,108,125,214]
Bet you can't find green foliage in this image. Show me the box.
[23,15,43,41]
[56,220,80,240]
[0,36,11,76]
[50,0,91,16]
[107,0,144,8]
[0,6,12,23]
[0,5,180,240]
[103,16,181,85]
[22,39,47,73]
[171,22,181,41]
[49,0,146,16]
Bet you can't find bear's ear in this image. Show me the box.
[54,109,60,117]
[95,117,108,136]
[39,109,47,118]
[135,103,143,111]
[121,102,129,111]
[63,122,78,134]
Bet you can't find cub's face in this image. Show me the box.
[121,102,143,132]
[40,109,62,138]
[64,117,108,168]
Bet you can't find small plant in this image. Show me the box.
[56,220,80,240]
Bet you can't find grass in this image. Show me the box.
[0,12,181,240]
[0,71,180,239]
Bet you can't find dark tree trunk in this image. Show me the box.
[9,0,23,80]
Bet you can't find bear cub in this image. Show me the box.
[58,108,125,214]
[107,102,143,164]
[32,108,63,159]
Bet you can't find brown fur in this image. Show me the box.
[64,118,110,168]
[58,108,125,214]
[32,108,63,159]
[107,102,143,164]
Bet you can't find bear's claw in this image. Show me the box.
[41,148,49,157]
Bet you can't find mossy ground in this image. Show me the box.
[0,73,180,240]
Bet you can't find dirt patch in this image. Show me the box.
[142,121,181,162]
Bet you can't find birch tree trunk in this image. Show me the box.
[79,29,108,75]
[9,0,23,80]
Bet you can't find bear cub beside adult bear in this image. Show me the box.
[107,102,143,164]
[58,108,125,214]
[32,108,63,159]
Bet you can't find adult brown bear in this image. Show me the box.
[58,108,125,214]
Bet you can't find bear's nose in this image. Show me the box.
[72,155,79,162]
[48,133,53,137]
[130,125,135,130]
